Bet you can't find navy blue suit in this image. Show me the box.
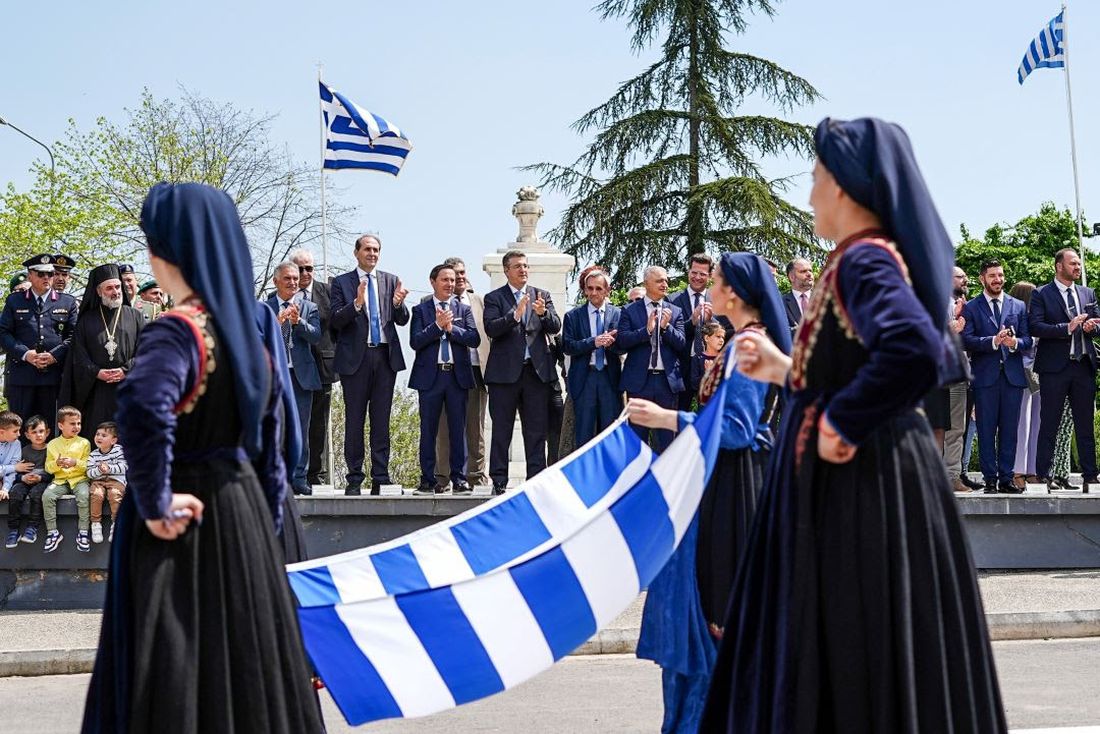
[265,294,321,492]
[0,287,79,434]
[1029,280,1100,480]
[962,293,1032,484]
[614,297,687,451]
[670,288,723,411]
[329,268,410,487]
[562,302,622,447]
[409,299,481,484]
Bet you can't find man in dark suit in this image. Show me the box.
[330,234,410,495]
[409,264,481,494]
[961,259,1032,494]
[0,254,79,435]
[291,248,336,488]
[782,257,814,340]
[614,266,686,452]
[1029,247,1100,492]
[563,269,623,447]
[483,250,561,494]
[266,261,322,495]
[671,253,722,411]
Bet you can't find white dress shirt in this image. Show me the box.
[355,267,388,344]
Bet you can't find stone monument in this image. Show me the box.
[483,187,576,485]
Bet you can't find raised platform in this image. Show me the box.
[2,484,1099,609]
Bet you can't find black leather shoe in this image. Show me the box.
[452,480,473,495]
[414,481,440,495]
[292,484,312,496]
[1082,477,1097,494]
[492,483,506,496]
[983,481,999,494]
[1056,476,1080,490]
[999,481,1025,495]
[960,474,984,491]
[345,485,361,496]
[370,480,382,496]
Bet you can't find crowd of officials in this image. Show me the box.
[3,239,1093,515]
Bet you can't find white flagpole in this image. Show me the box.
[318,63,336,489]
[1061,2,1088,286]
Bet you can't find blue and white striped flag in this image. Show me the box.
[287,363,731,725]
[1018,11,1064,85]
[319,81,412,175]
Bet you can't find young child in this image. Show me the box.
[41,406,92,553]
[4,415,51,546]
[690,321,727,400]
[0,411,33,547]
[86,421,127,543]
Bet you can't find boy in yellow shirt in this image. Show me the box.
[42,406,92,553]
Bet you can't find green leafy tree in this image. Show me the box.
[527,0,822,287]
[954,203,1099,292]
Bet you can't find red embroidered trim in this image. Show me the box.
[160,307,209,415]
[794,402,819,471]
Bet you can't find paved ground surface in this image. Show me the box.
[6,640,1100,732]
[2,570,1096,655]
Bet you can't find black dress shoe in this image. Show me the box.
[345,485,362,496]
[1056,476,1079,490]
[983,481,999,494]
[452,480,473,495]
[492,483,506,496]
[998,481,1025,495]
[370,480,382,496]
[414,481,441,495]
[960,474,984,491]
[292,484,313,496]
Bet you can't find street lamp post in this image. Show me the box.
[0,115,55,177]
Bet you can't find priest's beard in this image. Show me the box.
[102,295,123,309]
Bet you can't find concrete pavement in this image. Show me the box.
[2,570,1100,677]
[6,640,1100,732]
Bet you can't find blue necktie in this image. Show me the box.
[594,308,605,370]
[366,274,382,345]
[439,301,451,363]
[516,289,530,359]
[991,298,1004,362]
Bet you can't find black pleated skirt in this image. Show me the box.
[701,398,1007,733]
[82,459,325,734]
[695,446,767,628]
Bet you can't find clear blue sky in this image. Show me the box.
[2,0,1096,296]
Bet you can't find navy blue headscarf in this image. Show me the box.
[140,183,269,458]
[813,117,952,331]
[719,252,792,356]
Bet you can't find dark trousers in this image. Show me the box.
[7,480,47,529]
[418,369,469,485]
[288,369,313,493]
[1036,359,1098,479]
[488,364,550,485]
[435,370,488,488]
[629,372,678,453]
[547,382,565,466]
[307,382,333,484]
[340,348,397,487]
[9,384,59,439]
[973,371,1024,483]
[572,367,622,447]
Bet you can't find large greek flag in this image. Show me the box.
[319,81,412,175]
[1018,11,1064,85]
[287,366,730,725]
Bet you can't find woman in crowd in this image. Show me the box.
[701,118,1006,732]
[1010,281,1041,488]
[82,183,324,733]
[627,251,790,733]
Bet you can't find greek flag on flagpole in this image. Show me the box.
[1018,11,1064,84]
[287,358,732,726]
[320,81,412,175]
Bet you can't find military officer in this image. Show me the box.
[50,254,76,294]
[0,254,79,435]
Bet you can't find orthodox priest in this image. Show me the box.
[59,264,144,441]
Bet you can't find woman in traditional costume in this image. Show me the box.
[82,183,325,733]
[701,118,1006,732]
[627,252,790,733]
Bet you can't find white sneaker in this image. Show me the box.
[91,522,104,544]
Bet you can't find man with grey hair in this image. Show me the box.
[432,256,491,489]
[265,260,322,495]
[483,250,561,493]
[613,265,686,452]
[289,247,336,488]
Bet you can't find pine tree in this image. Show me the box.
[527,0,821,286]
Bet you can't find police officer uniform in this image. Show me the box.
[0,254,80,433]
